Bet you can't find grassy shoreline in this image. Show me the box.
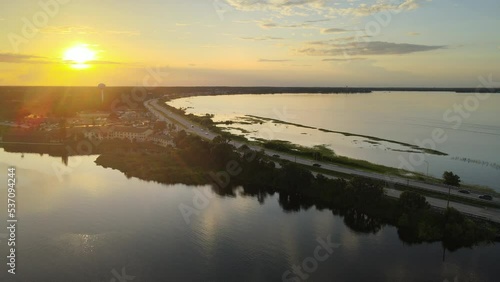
[160,97,498,196]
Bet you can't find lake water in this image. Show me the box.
[168,92,500,191]
[1,149,500,281]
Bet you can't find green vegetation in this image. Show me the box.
[259,139,404,175]
[94,131,499,250]
[158,99,498,196]
[443,171,461,187]
[390,183,500,209]
[246,115,317,130]
[244,114,447,156]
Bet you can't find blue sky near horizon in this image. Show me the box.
[1,0,499,86]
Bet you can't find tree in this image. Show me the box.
[347,177,384,207]
[213,134,230,144]
[443,171,461,187]
[275,163,314,193]
[399,191,430,212]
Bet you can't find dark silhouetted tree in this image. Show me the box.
[443,171,461,187]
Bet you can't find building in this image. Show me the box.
[148,133,174,147]
[81,126,153,142]
[76,111,110,119]
[109,126,153,142]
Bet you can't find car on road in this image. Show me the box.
[479,195,493,201]
[312,163,321,168]
[272,154,280,158]
[459,189,471,194]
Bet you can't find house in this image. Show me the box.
[76,111,110,119]
[109,126,153,142]
[81,126,153,142]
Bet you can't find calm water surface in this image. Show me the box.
[168,92,500,191]
[0,149,499,281]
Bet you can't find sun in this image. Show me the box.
[63,44,96,68]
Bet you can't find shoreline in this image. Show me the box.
[163,96,499,194]
[92,133,500,251]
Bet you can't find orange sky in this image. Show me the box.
[1,0,499,87]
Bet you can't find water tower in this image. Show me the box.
[98,83,106,104]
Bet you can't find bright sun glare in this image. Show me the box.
[63,45,96,68]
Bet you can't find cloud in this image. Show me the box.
[0,53,122,66]
[0,53,52,64]
[225,0,324,12]
[298,41,446,56]
[175,22,199,27]
[240,36,284,41]
[321,28,350,34]
[225,0,428,16]
[307,35,371,46]
[407,32,421,36]
[323,57,366,61]
[85,60,122,65]
[305,18,332,23]
[336,0,422,16]
[258,59,293,62]
[258,21,313,29]
[40,25,140,36]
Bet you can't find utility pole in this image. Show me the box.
[424,160,429,177]
[446,185,451,209]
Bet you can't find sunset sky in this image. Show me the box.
[1,0,499,87]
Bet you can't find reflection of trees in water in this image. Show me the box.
[3,144,69,165]
[343,208,383,234]
[238,183,274,205]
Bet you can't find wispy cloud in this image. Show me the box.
[305,18,332,23]
[321,28,350,34]
[307,35,371,46]
[225,0,427,16]
[240,36,284,41]
[40,25,140,36]
[258,59,293,62]
[175,22,199,27]
[298,41,446,56]
[335,0,424,16]
[0,53,52,64]
[84,60,122,65]
[0,52,122,65]
[258,21,313,29]
[323,57,366,62]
